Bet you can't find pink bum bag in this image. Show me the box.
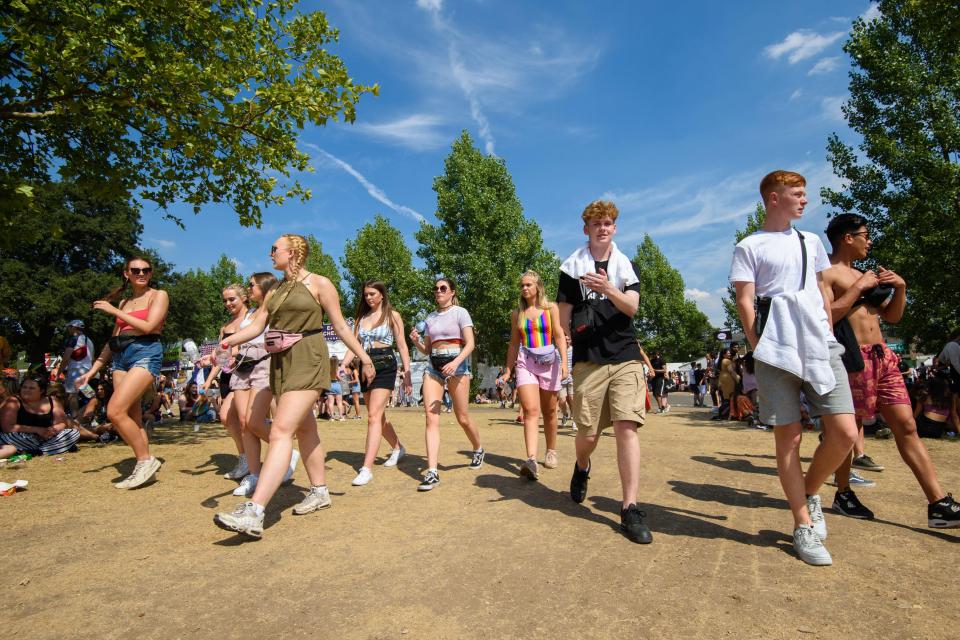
[264,329,322,354]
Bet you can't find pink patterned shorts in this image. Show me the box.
[848,343,911,419]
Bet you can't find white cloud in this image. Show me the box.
[354,114,448,151]
[416,0,442,10]
[862,3,882,22]
[684,288,711,301]
[147,238,176,250]
[229,256,244,271]
[808,56,841,76]
[764,30,845,64]
[821,95,846,122]
[302,143,426,223]
[790,89,803,101]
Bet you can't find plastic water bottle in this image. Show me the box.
[79,383,95,399]
[214,346,231,369]
[415,321,427,334]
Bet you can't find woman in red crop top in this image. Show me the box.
[77,256,169,490]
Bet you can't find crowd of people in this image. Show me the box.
[2,170,958,565]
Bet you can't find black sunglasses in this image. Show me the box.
[434,285,449,293]
[129,267,152,276]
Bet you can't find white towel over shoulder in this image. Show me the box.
[560,241,638,290]
[753,289,836,395]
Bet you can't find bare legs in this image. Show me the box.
[516,384,559,460]
[361,388,401,469]
[107,369,154,461]
[219,392,244,457]
[422,374,481,470]
[233,386,273,477]
[250,390,320,508]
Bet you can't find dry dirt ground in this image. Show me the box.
[3,394,959,640]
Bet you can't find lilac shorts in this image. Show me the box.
[515,348,562,392]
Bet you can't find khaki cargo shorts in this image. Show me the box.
[572,360,646,436]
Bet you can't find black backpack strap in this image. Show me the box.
[795,228,808,290]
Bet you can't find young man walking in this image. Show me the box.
[558,200,651,544]
[650,350,670,413]
[730,170,859,566]
[823,214,959,527]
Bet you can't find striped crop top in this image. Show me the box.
[519,311,554,350]
[358,319,394,350]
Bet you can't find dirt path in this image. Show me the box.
[3,396,958,639]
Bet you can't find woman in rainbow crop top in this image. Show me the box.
[409,277,484,492]
[499,271,568,480]
[77,256,169,490]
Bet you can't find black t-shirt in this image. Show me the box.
[650,356,666,379]
[693,368,705,385]
[557,259,642,365]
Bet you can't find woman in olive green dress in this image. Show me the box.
[214,234,374,538]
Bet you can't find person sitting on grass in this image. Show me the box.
[0,377,81,456]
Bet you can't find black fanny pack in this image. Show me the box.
[234,354,269,373]
[571,300,600,340]
[430,354,458,371]
[109,333,160,352]
[369,350,397,370]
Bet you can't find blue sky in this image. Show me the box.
[141,0,881,326]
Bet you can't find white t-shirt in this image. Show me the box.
[425,306,473,343]
[729,227,831,297]
[729,227,833,334]
[65,333,93,376]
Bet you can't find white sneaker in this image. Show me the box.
[282,450,300,484]
[807,494,827,541]
[214,502,264,538]
[293,486,332,514]
[793,524,832,566]
[117,457,162,489]
[352,466,373,486]
[224,455,249,480]
[383,445,406,467]
[233,474,258,497]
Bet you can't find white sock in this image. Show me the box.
[251,502,265,516]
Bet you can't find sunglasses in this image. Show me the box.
[129,267,152,276]
[433,285,449,293]
[847,231,870,239]
[270,245,288,255]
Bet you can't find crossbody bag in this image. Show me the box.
[756,229,806,338]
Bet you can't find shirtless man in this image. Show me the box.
[823,214,959,528]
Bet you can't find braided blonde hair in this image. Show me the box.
[282,234,309,282]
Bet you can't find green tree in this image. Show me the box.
[416,131,558,364]
[822,1,960,348]
[633,234,714,361]
[305,234,341,296]
[341,214,429,324]
[166,254,243,343]
[0,181,140,359]
[0,0,377,243]
[722,203,766,331]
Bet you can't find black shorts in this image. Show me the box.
[652,376,669,397]
[360,347,398,393]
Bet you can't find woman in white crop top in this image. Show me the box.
[342,280,413,487]
[408,277,484,491]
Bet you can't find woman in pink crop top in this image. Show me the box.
[409,277,484,491]
[76,256,169,490]
[498,270,568,480]
[913,376,958,439]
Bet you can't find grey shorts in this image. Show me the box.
[755,341,854,426]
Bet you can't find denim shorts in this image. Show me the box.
[425,355,471,382]
[329,381,343,396]
[112,337,162,376]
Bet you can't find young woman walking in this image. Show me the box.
[409,277,483,491]
[342,281,413,486]
[213,234,374,538]
[498,271,568,480]
[205,284,251,481]
[76,256,169,489]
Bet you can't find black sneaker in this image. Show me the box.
[570,461,590,503]
[832,490,874,520]
[620,504,653,544]
[469,448,485,469]
[417,470,440,492]
[928,494,960,528]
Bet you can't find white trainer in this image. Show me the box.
[214,502,264,538]
[282,450,300,484]
[352,466,373,486]
[807,494,828,541]
[383,445,406,467]
[793,524,832,566]
[224,454,249,480]
[293,486,332,515]
[233,474,258,497]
